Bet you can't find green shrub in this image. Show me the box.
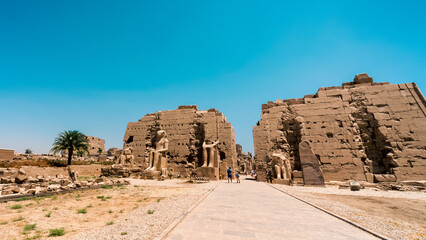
[77,208,87,214]
[10,204,23,209]
[14,197,31,202]
[24,223,37,231]
[147,210,155,214]
[121,232,127,235]
[106,221,114,226]
[45,211,52,218]
[0,221,8,225]
[48,228,65,237]
[101,185,112,189]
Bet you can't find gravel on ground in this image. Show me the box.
[73,179,217,240]
[271,184,426,240]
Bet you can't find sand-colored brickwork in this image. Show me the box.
[253,74,426,183]
[86,136,105,156]
[0,149,14,161]
[122,106,237,177]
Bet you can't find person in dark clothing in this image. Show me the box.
[267,169,273,183]
[227,167,233,183]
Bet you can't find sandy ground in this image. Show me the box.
[272,184,426,240]
[0,179,216,240]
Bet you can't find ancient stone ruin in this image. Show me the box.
[86,136,105,156]
[253,73,426,184]
[0,149,15,161]
[61,135,105,158]
[236,144,253,173]
[109,105,237,180]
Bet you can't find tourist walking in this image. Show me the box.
[227,167,233,183]
[236,171,240,183]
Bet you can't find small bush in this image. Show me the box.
[13,216,24,222]
[87,204,92,208]
[121,232,127,235]
[0,221,8,225]
[108,210,113,214]
[106,221,114,226]
[147,210,155,214]
[14,197,31,202]
[134,185,139,188]
[11,204,22,209]
[53,207,58,210]
[24,223,37,231]
[97,196,104,199]
[46,159,67,167]
[101,185,112,189]
[48,228,65,237]
[77,208,87,214]
[45,212,52,218]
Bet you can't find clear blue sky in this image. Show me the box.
[1,0,425,154]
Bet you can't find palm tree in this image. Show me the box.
[50,130,89,166]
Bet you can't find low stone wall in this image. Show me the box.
[21,166,68,178]
[0,149,14,160]
[0,165,104,178]
[69,164,103,176]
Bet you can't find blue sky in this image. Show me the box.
[1,0,425,154]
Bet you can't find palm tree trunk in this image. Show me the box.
[68,147,73,166]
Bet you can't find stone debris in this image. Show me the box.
[349,181,361,191]
[0,167,129,198]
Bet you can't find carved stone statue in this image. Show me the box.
[146,130,169,171]
[271,151,292,180]
[119,147,135,165]
[202,140,219,167]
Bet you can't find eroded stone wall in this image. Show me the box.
[86,136,105,156]
[122,105,237,177]
[253,74,426,183]
[0,149,14,160]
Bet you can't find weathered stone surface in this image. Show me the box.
[0,149,14,160]
[253,73,426,183]
[14,174,28,184]
[299,141,325,186]
[349,181,361,191]
[122,105,237,179]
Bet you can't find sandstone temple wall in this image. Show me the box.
[86,136,105,156]
[122,105,237,176]
[0,149,14,161]
[253,74,426,183]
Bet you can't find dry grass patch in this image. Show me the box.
[0,181,192,239]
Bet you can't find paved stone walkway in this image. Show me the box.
[166,177,378,240]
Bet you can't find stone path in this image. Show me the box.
[165,177,378,240]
